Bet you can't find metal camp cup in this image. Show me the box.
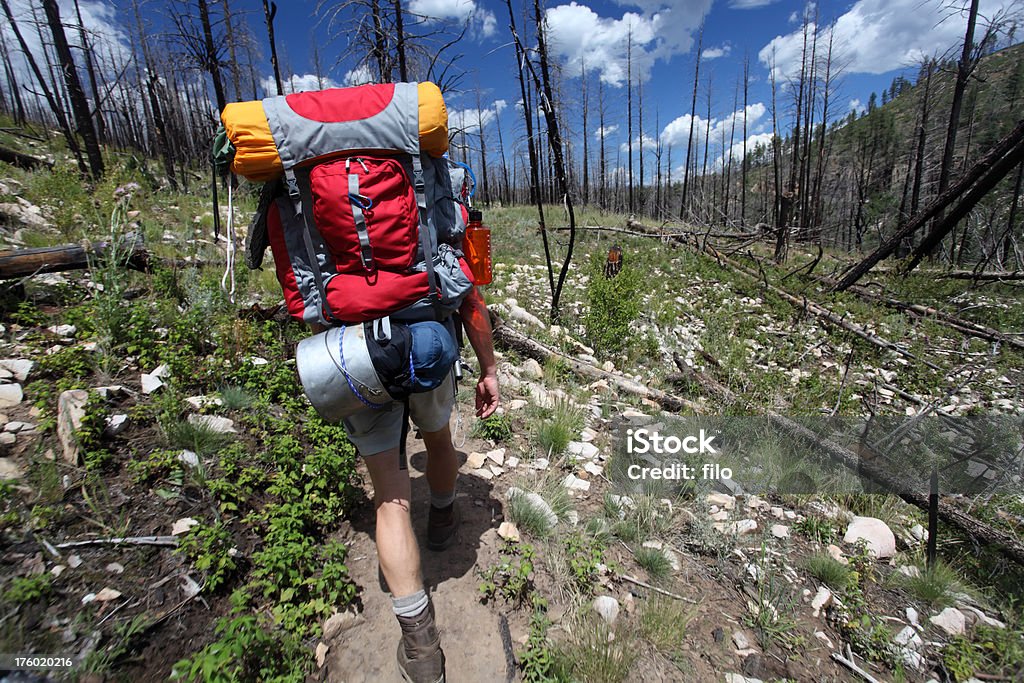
[295,325,395,423]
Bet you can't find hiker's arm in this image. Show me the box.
[459,287,499,418]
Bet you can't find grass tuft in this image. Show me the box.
[634,546,672,581]
[803,552,852,590]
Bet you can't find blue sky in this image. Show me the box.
[2,0,1016,174]
[260,0,1019,171]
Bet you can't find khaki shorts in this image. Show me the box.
[342,372,456,456]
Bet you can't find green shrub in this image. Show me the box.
[479,542,535,607]
[4,574,53,603]
[177,522,238,592]
[473,413,514,442]
[582,253,643,354]
[170,615,310,683]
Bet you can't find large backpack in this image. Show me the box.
[219,82,474,326]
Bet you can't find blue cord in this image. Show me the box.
[339,331,386,410]
[452,161,477,198]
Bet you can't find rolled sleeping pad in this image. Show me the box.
[296,320,457,424]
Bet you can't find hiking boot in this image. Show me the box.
[426,501,460,551]
[396,601,445,683]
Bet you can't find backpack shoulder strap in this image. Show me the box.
[411,153,442,321]
[284,168,342,325]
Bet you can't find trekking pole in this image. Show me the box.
[211,159,221,240]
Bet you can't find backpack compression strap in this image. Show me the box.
[411,155,443,321]
[284,168,341,326]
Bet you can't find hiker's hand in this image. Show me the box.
[476,373,499,418]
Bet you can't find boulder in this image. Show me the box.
[521,358,544,380]
[843,516,896,559]
[0,359,34,382]
[930,607,966,636]
[0,383,23,408]
[0,457,24,480]
[592,596,620,625]
[57,389,89,465]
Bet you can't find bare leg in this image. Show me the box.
[421,424,458,498]
[363,448,422,598]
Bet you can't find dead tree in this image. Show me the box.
[679,24,703,220]
[43,0,103,178]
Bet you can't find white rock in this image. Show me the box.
[567,441,599,460]
[67,554,82,568]
[4,421,27,433]
[104,414,128,437]
[601,360,615,373]
[466,451,487,469]
[826,544,848,565]
[0,359,34,382]
[187,414,236,433]
[105,562,124,574]
[178,450,200,468]
[714,519,758,535]
[732,630,751,650]
[958,605,1006,629]
[150,364,171,378]
[724,675,763,683]
[910,524,927,542]
[530,457,549,470]
[508,305,545,329]
[485,448,505,465]
[811,587,833,617]
[507,399,528,411]
[0,457,24,480]
[497,521,520,542]
[50,565,65,577]
[583,462,604,477]
[566,510,579,526]
[507,488,558,529]
[140,373,165,394]
[93,385,126,398]
[563,474,591,492]
[57,389,89,465]
[592,596,620,625]
[706,492,736,510]
[580,427,597,442]
[489,465,504,477]
[710,510,730,522]
[770,506,785,520]
[907,607,920,627]
[898,565,921,579]
[48,324,77,337]
[0,432,15,446]
[315,642,329,668]
[171,517,200,535]
[521,358,544,380]
[186,395,223,410]
[471,467,494,480]
[93,587,122,602]
[771,524,790,539]
[506,456,520,468]
[814,631,834,649]
[843,516,896,559]
[0,383,23,408]
[248,357,269,366]
[930,607,966,636]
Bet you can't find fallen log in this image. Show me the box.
[934,269,1024,281]
[0,242,194,280]
[0,145,52,170]
[490,313,703,415]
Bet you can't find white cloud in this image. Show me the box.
[595,124,619,140]
[544,0,712,87]
[619,133,659,154]
[849,98,865,115]
[761,0,1017,81]
[260,73,341,94]
[449,100,505,134]
[408,0,497,37]
[703,43,732,59]
[344,65,374,86]
[730,0,780,7]
[714,131,774,170]
[661,102,767,152]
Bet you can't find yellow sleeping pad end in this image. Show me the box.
[222,100,282,182]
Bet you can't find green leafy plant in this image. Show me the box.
[170,615,310,683]
[473,412,514,442]
[519,597,571,683]
[564,532,605,595]
[479,542,536,607]
[177,522,238,592]
[4,574,53,604]
[582,253,644,355]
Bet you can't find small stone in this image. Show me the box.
[826,544,848,564]
[567,441,599,460]
[466,452,487,469]
[521,358,544,380]
[592,596,620,625]
[580,427,597,442]
[0,383,24,408]
[315,642,329,668]
[105,562,124,574]
[249,357,269,366]
[48,324,77,337]
[563,474,591,492]
[186,395,223,410]
[770,506,785,519]
[583,462,603,476]
[0,432,17,446]
[898,565,921,579]
[485,448,505,466]
[151,364,171,378]
[104,414,128,437]
[68,554,82,568]
[910,524,927,542]
[187,414,235,433]
[0,457,24,479]
[843,516,896,559]
[57,390,89,465]
[930,607,966,636]
[906,607,920,626]
[508,399,528,411]
[710,510,730,522]
[0,359,34,382]
[178,450,200,468]
[770,524,789,539]
[706,492,736,510]
[488,465,504,477]
[506,456,520,468]
[530,457,549,470]
[140,373,164,394]
[814,631,834,649]
[51,565,65,577]
[724,675,763,683]
[783,510,797,520]
[471,468,494,480]
[94,587,122,602]
[497,521,520,542]
[811,587,833,618]
[93,385,126,398]
[171,517,200,535]
[507,488,558,529]
[732,630,751,650]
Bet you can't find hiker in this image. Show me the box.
[340,286,498,683]
[218,81,498,683]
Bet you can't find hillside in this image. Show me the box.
[0,110,1021,683]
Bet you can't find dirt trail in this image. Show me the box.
[325,426,513,683]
